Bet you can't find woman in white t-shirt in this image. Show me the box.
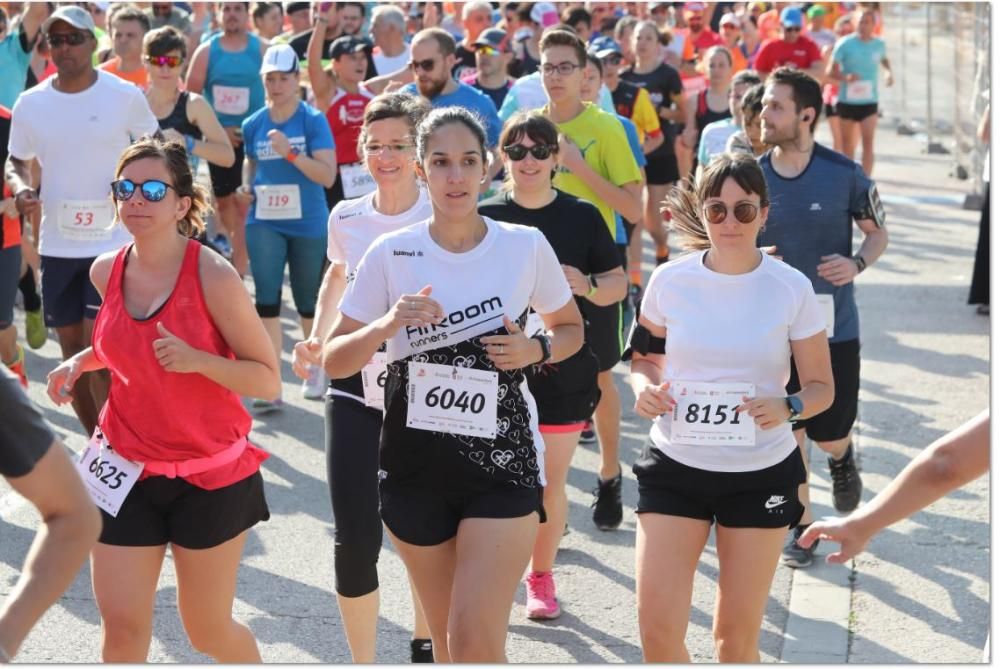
[628,152,834,662]
[290,93,434,663]
[323,106,584,662]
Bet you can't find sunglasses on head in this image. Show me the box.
[46,32,89,48]
[111,179,176,203]
[703,201,759,224]
[409,58,437,72]
[145,54,183,68]
[504,143,557,161]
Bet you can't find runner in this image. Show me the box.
[629,151,833,662]
[697,70,761,173]
[751,7,824,81]
[683,45,733,176]
[820,15,856,155]
[370,5,409,76]
[757,67,890,568]
[451,0,493,81]
[323,106,584,661]
[0,2,46,109]
[479,111,627,620]
[540,27,643,532]
[5,5,159,434]
[250,3,284,42]
[290,92,434,663]
[461,28,514,112]
[726,82,766,156]
[805,5,837,51]
[185,1,268,276]
[238,43,336,412]
[0,103,27,385]
[97,5,150,90]
[717,12,749,73]
[511,2,556,77]
[45,137,278,662]
[827,9,892,177]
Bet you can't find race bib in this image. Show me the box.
[406,362,498,439]
[670,381,756,447]
[340,162,377,199]
[255,184,302,220]
[212,85,250,115]
[816,294,835,338]
[845,80,874,101]
[525,311,545,337]
[75,433,144,517]
[58,200,115,241]
[361,351,388,410]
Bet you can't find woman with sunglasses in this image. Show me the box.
[143,26,235,171]
[628,152,833,662]
[479,111,626,621]
[324,106,584,661]
[45,138,278,662]
[238,43,336,413]
[290,92,436,664]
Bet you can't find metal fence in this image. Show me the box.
[884,2,990,209]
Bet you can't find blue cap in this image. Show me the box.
[780,6,804,27]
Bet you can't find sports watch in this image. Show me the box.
[587,274,599,298]
[531,333,553,364]
[785,395,804,422]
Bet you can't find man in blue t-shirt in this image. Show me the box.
[758,67,889,569]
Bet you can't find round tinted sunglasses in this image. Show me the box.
[111,179,177,203]
[703,202,759,224]
[503,144,557,161]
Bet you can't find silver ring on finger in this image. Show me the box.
[499,344,504,355]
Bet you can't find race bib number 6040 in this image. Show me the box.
[670,381,756,446]
[406,362,498,439]
[75,433,144,517]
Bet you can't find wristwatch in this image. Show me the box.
[531,333,552,364]
[785,395,804,422]
[586,274,599,298]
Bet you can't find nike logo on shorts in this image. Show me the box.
[764,495,788,510]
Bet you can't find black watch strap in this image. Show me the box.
[531,333,552,363]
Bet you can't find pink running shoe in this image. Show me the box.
[525,571,561,620]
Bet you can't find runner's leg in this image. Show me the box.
[858,111,878,176]
[530,430,582,572]
[840,117,860,165]
[595,369,622,481]
[92,543,167,662]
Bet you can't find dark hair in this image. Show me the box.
[539,27,587,66]
[114,138,212,237]
[634,19,671,47]
[357,93,431,157]
[767,67,823,133]
[516,2,533,24]
[599,16,617,34]
[413,27,456,57]
[0,7,7,24]
[497,112,560,189]
[732,69,762,88]
[339,2,365,17]
[585,52,603,75]
[663,152,769,251]
[112,5,151,32]
[416,106,488,165]
[740,82,765,118]
[251,2,281,22]
[144,25,187,59]
[563,7,591,29]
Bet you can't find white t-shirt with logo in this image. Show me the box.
[8,70,159,258]
[639,250,826,472]
[373,48,410,76]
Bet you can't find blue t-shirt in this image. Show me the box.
[757,144,874,343]
[614,114,646,244]
[0,30,32,109]
[242,101,335,238]
[402,80,502,148]
[832,35,886,105]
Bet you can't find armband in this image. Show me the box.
[621,320,666,361]
[852,183,886,229]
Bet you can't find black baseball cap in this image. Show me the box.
[329,35,372,60]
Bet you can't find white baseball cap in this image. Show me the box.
[530,2,559,28]
[261,44,300,75]
[42,5,97,35]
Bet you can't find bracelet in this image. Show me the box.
[285,149,300,163]
[853,255,867,273]
[184,134,196,154]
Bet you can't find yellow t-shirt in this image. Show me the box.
[550,103,643,238]
[630,88,662,145]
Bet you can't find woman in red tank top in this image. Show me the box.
[45,138,279,663]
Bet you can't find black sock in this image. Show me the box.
[832,443,853,462]
[18,270,41,313]
[410,638,433,663]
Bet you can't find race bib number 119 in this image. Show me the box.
[670,381,756,446]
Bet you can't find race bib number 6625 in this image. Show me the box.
[75,433,144,517]
[670,381,756,446]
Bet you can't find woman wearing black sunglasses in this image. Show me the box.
[627,152,833,662]
[479,111,626,621]
[45,138,279,662]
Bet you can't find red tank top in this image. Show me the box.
[93,239,268,490]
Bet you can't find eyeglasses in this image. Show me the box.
[111,179,177,203]
[144,54,183,68]
[362,143,414,155]
[45,32,89,48]
[503,143,557,161]
[541,62,581,76]
[409,58,437,72]
[703,202,759,224]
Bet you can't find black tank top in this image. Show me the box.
[695,89,731,134]
[157,91,201,139]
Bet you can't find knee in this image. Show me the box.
[100,610,151,651]
[186,619,241,657]
[333,533,381,597]
[713,622,759,662]
[448,619,504,662]
[638,609,685,652]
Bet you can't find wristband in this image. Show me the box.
[531,333,552,364]
[286,148,300,163]
[586,274,599,298]
[184,134,196,154]
[853,255,867,274]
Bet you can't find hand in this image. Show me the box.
[561,265,590,297]
[884,71,894,87]
[268,129,292,156]
[634,381,676,419]
[161,127,185,145]
[817,253,858,286]
[323,2,338,26]
[14,188,41,218]
[383,80,405,94]
[557,134,585,172]
[235,184,255,205]
[1,197,17,218]
[681,125,697,149]
[382,285,445,335]
[293,337,321,380]
[46,356,84,405]
[845,72,859,82]
[224,126,243,147]
[423,1,439,27]
[480,316,541,371]
[760,245,783,261]
[798,516,872,564]
[152,322,204,373]
[736,395,790,430]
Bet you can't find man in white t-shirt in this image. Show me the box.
[4,5,158,434]
[370,5,409,76]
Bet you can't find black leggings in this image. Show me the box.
[324,394,384,598]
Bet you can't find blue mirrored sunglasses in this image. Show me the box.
[110,179,176,203]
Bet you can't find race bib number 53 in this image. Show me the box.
[58,200,114,241]
[670,381,756,446]
[75,433,144,517]
[406,362,498,439]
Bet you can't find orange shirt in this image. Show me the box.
[729,45,748,73]
[98,57,148,90]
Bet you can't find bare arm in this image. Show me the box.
[292,262,347,379]
[184,42,211,95]
[291,148,337,188]
[17,2,47,46]
[363,63,414,95]
[854,218,889,269]
[978,104,990,143]
[643,131,665,154]
[308,12,336,107]
[187,94,236,167]
[786,331,835,419]
[628,314,676,419]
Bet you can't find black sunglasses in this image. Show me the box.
[46,32,89,48]
[409,58,437,72]
[703,202,759,224]
[504,144,558,161]
[111,179,177,203]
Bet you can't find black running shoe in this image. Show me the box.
[781,524,817,568]
[828,444,862,513]
[410,638,433,663]
[579,420,597,445]
[592,470,623,530]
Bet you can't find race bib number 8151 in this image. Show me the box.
[670,381,756,446]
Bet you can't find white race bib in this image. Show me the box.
[525,311,545,337]
[254,184,302,220]
[361,351,388,410]
[816,294,835,338]
[58,200,115,241]
[75,433,144,517]
[212,84,251,115]
[670,381,756,447]
[340,162,377,199]
[406,362,498,439]
[845,80,874,101]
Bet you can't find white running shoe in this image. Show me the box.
[302,364,326,400]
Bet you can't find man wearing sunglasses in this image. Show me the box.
[0,3,47,109]
[5,5,158,435]
[751,7,824,81]
[462,27,514,112]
